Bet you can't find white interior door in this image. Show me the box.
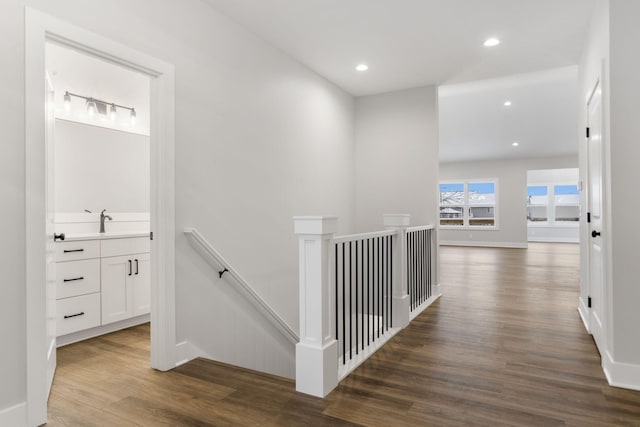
[45,72,57,398]
[587,80,605,352]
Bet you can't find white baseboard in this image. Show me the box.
[57,314,150,347]
[528,237,579,243]
[409,293,441,321]
[577,297,590,333]
[440,240,528,249]
[0,402,26,427]
[175,340,206,367]
[603,350,640,391]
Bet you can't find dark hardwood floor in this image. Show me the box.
[47,243,640,426]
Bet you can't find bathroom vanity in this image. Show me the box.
[55,232,150,346]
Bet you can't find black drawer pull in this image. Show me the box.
[63,277,84,282]
[63,312,85,319]
[135,259,139,275]
[128,260,132,276]
[63,249,84,253]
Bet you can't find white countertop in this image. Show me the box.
[60,231,150,242]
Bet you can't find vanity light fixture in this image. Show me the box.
[512,142,519,147]
[484,37,501,47]
[356,63,369,72]
[86,98,97,117]
[63,91,136,124]
[504,101,512,107]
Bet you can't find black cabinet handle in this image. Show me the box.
[128,259,132,276]
[135,259,139,275]
[64,312,85,319]
[54,233,65,241]
[63,277,84,282]
[592,230,601,238]
[63,249,84,253]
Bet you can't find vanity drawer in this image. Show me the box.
[56,240,100,262]
[56,293,101,336]
[56,259,100,299]
[101,237,150,258]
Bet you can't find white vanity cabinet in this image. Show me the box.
[55,240,102,336]
[101,237,151,325]
[55,234,150,341]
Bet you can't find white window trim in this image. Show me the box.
[439,179,499,230]
[527,181,580,228]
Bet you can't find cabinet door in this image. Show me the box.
[101,255,133,324]
[132,253,151,316]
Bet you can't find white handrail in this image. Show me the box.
[406,224,435,232]
[184,227,299,344]
[333,229,397,244]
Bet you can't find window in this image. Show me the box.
[527,186,548,223]
[554,185,579,222]
[440,180,497,228]
[526,183,580,225]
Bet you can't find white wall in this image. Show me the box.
[579,0,640,387]
[355,86,439,232]
[2,0,357,413]
[440,156,577,247]
[608,0,640,369]
[54,120,150,213]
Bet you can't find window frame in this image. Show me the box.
[527,182,580,227]
[439,179,499,230]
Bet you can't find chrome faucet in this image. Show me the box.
[100,209,112,233]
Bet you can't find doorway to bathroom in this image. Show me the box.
[25,9,176,426]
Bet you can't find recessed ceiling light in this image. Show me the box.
[484,38,501,47]
[356,64,369,72]
[512,142,519,147]
[504,101,512,107]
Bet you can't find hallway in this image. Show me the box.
[47,243,640,426]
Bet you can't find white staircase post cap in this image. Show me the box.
[293,216,338,235]
[383,214,411,227]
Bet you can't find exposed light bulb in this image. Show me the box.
[512,142,519,147]
[504,101,512,107]
[356,64,369,72]
[109,103,117,121]
[130,108,136,125]
[63,92,71,113]
[484,38,501,47]
[86,98,97,117]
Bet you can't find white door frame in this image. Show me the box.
[25,8,176,426]
[585,75,607,353]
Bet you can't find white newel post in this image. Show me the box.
[293,216,338,397]
[383,214,411,329]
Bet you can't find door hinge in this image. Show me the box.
[587,212,591,223]
[586,127,590,138]
[588,296,592,308]
[150,231,154,241]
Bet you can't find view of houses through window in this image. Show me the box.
[440,181,497,227]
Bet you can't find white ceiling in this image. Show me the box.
[438,66,578,163]
[204,0,595,96]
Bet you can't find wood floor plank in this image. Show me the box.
[47,243,640,426]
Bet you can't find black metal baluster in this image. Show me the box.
[378,236,381,338]
[361,239,365,351]
[349,241,352,360]
[367,238,370,346]
[419,230,423,305]
[355,239,359,355]
[428,229,432,299]
[342,242,346,365]
[407,232,412,311]
[335,243,338,340]
[390,235,393,327]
